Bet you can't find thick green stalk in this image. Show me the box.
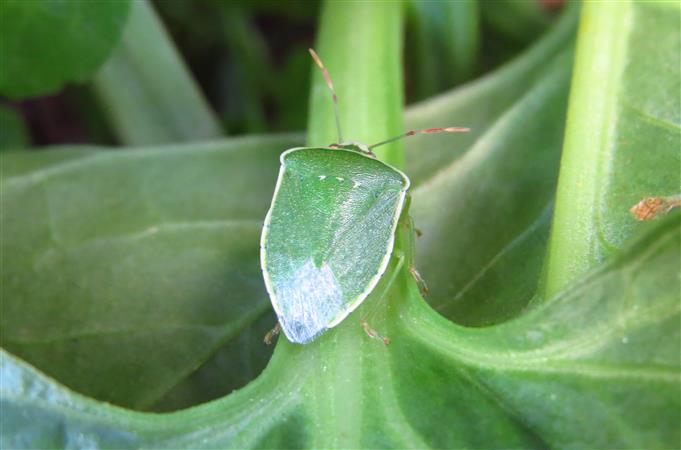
[93,0,223,145]
[272,2,405,449]
[543,1,630,296]
[307,1,405,168]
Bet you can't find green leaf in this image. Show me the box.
[543,0,681,296]
[404,4,577,186]
[219,3,271,134]
[481,0,554,44]
[406,0,480,100]
[0,0,131,99]
[2,1,679,448]
[412,49,572,325]
[3,214,678,447]
[404,4,577,325]
[0,135,302,411]
[92,0,223,145]
[0,105,29,151]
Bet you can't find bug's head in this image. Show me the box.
[330,142,376,158]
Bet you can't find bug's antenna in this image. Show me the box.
[368,127,470,150]
[309,48,343,143]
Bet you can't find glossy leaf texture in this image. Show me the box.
[1,135,302,412]
[405,4,576,325]
[2,215,679,448]
[543,0,681,296]
[2,1,680,449]
[0,0,131,99]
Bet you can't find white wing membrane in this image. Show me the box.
[275,259,344,343]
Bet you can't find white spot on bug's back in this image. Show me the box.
[353,181,361,188]
[336,177,344,182]
[319,175,326,180]
[276,259,344,343]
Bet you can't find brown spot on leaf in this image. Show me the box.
[630,196,681,221]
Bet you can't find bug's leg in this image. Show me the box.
[402,212,429,298]
[360,319,390,345]
[263,322,282,345]
[409,266,429,298]
[398,200,412,229]
[360,249,406,345]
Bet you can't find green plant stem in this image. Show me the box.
[543,1,630,297]
[307,1,404,169]
[275,2,405,448]
[93,0,223,145]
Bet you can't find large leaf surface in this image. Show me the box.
[1,136,301,411]
[544,0,681,295]
[1,1,679,448]
[2,214,678,448]
[406,7,575,324]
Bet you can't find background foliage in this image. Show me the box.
[1,0,679,448]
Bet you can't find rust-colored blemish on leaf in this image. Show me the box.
[630,196,681,221]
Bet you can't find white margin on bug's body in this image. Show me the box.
[260,146,410,343]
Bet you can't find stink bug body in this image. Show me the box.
[260,49,468,344]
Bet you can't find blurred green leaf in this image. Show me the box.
[0,105,29,151]
[479,0,561,71]
[481,0,555,44]
[406,0,480,101]
[404,4,576,186]
[218,3,271,134]
[269,47,312,131]
[93,0,223,145]
[0,0,131,99]
[151,0,318,135]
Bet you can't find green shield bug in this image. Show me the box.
[260,49,468,345]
